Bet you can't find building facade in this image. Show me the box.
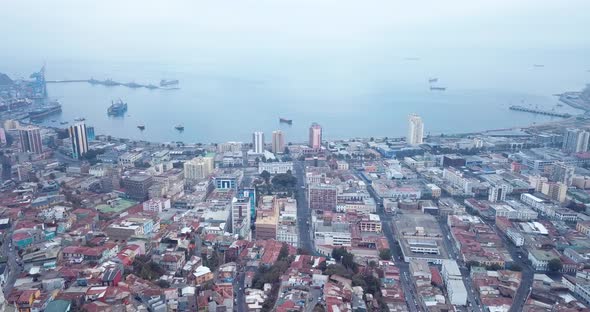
[252,131,265,154]
[407,114,424,146]
[271,130,285,154]
[68,123,88,160]
[308,123,322,149]
[19,126,43,154]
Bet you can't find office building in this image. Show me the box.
[86,126,96,141]
[184,156,214,180]
[551,162,575,186]
[232,197,251,240]
[309,123,322,149]
[68,123,88,160]
[122,174,153,201]
[252,131,265,154]
[407,114,424,145]
[541,182,568,203]
[308,184,337,211]
[271,130,285,154]
[562,128,590,153]
[255,196,279,241]
[18,126,43,154]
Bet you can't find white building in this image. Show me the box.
[252,131,265,154]
[231,197,251,240]
[184,156,214,180]
[506,228,524,247]
[118,152,143,167]
[407,114,424,146]
[488,185,508,203]
[271,130,285,154]
[143,198,171,213]
[258,162,293,174]
[441,260,467,306]
[492,204,538,221]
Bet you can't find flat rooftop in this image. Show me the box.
[96,199,137,214]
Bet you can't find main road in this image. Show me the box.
[293,160,313,253]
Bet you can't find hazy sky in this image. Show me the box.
[1,0,589,63]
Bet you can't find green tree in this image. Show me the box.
[332,247,347,262]
[271,173,297,189]
[260,170,271,184]
[379,249,392,260]
[278,243,289,261]
[548,259,563,272]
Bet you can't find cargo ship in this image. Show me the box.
[29,103,62,120]
[137,124,145,130]
[428,78,438,83]
[279,117,293,125]
[107,99,128,116]
[160,79,179,87]
[430,86,446,91]
[175,124,184,131]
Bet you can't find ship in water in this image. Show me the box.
[428,78,438,83]
[107,99,128,116]
[28,102,62,121]
[175,124,185,131]
[533,64,545,68]
[146,84,158,90]
[160,79,179,87]
[123,82,141,88]
[430,86,446,91]
[279,117,293,125]
[137,124,145,130]
[74,117,86,122]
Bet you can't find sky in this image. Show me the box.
[0,0,589,63]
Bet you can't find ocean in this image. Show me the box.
[0,0,589,143]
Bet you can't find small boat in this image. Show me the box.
[60,121,69,125]
[137,124,146,130]
[430,86,446,91]
[175,124,184,131]
[533,64,545,68]
[428,78,438,83]
[74,117,85,122]
[145,84,158,89]
[279,117,293,125]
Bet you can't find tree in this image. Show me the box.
[284,146,290,154]
[379,249,392,260]
[278,243,290,261]
[332,247,347,262]
[156,280,171,288]
[260,170,271,184]
[271,173,297,189]
[548,259,563,272]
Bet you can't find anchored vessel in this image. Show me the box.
[108,99,128,116]
[175,124,185,131]
[279,117,293,125]
[160,79,179,87]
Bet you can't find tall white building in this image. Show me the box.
[68,123,88,160]
[184,156,215,180]
[232,197,251,240]
[407,114,424,146]
[252,131,265,154]
[563,128,590,153]
[272,130,285,154]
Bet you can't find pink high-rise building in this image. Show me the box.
[309,123,322,149]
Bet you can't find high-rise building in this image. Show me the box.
[541,181,568,203]
[271,130,285,154]
[551,162,575,186]
[309,123,322,149]
[86,126,96,141]
[252,131,265,154]
[68,123,88,160]
[232,197,251,240]
[562,128,590,153]
[407,114,424,145]
[18,126,43,154]
[184,155,215,180]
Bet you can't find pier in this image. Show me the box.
[509,105,571,118]
[46,78,169,90]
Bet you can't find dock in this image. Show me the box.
[46,78,167,90]
[509,105,571,118]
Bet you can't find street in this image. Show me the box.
[293,160,313,253]
[2,227,21,296]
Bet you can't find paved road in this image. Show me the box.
[481,220,533,312]
[234,270,247,312]
[293,161,313,253]
[2,227,21,296]
[438,217,482,312]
